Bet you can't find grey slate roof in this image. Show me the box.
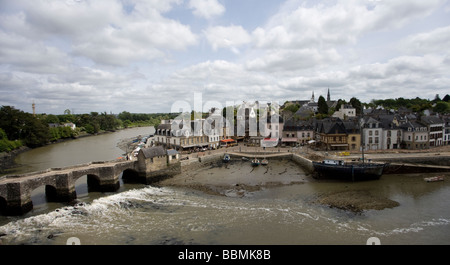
[140,146,166,159]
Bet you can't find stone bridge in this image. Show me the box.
[0,160,143,216]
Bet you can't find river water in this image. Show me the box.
[1,127,449,245]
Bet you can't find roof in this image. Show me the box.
[421,116,444,125]
[139,146,166,159]
[156,123,172,130]
[166,149,178,156]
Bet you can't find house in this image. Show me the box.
[444,116,450,146]
[332,104,356,120]
[421,116,444,147]
[315,118,351,151]
[166,149,179,164]
[137,146,168,173]
[378,115,402,150]
[400,121,429,150]
[266,114,284,140]
[154,120,210,151]
[282,119,314,146]
[362,117,383,150]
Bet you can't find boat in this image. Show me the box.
[424,176,444,182]
[312,115,388,181]
[223,154,231,163]
[312,159,386,181]
[242,157,249,161]
[251,158,260,166]
[261,158,268,165]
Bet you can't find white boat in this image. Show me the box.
[424,176,444,182]
[261,158,268,165]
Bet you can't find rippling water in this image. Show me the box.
[1,171,449,245]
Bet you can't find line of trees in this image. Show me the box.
[0,106,179,152]
[370,94,450,113]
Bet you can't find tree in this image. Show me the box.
[433,101,450,114]
[318,96,328,115]
[349,97,362,115]
[45,114,60,124]
[443,94,450,102]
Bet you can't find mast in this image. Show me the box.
[360,106,365,164]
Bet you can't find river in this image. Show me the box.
[1,127,450,245]
[9,127,155,175]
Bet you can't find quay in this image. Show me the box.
[1,144,449,216]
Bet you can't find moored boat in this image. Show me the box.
[251,158,260,166]
[223,154,231,163]
[312,159,386,181]
[261,158,268,165]
[424,176,444,182]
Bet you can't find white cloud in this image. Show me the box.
[246,48,341,73]
[204,25,251,53]
[188,0,225,19]
[401,25,450,55]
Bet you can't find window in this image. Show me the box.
[375,130,379,136]
[369,131,373,136]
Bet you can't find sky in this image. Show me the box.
[1,0,450,115]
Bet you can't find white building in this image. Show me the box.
[332,104,356,120]
[362,117,383,150]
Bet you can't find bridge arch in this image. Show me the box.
[87,174,102,192]
[121,168,141,184]
[0,196,6,215]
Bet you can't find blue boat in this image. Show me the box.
[223,154,231,163]
[251,158,260,166]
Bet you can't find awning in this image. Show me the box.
[261,138,278,147]
[282,138,298,142]
[220,139,235,143]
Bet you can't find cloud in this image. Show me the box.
[0,0,198,67]
[245,48,341,73]
[188,0,225,19]
[0,30,70,74]
[401,25,450,55]
[204,25,251,53]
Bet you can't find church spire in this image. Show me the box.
[311,91,315,103]
[327,87,331,102]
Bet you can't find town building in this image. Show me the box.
[399,121,429,150]
[421,116,444,147]
[332,104,356,120]
[362,117,383,150]
[315,118,360,151]
[444,116,450,145]
[282,119,314,146]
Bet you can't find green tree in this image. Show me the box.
[433,101,450,114]
[318,96,328,115]
[349,97,362,115]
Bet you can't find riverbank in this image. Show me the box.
[0,146,30,175]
